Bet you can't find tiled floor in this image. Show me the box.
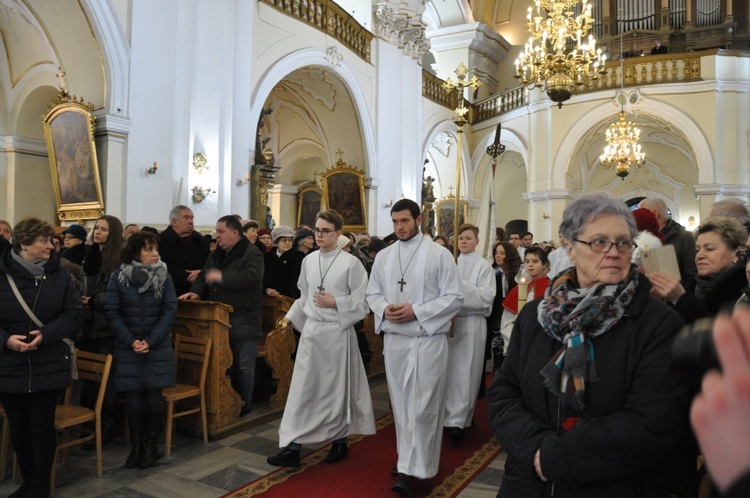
[0,378,505,497]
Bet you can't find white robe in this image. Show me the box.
[444,251,496,429]
[366,235,463,479]
[279,249,375,447]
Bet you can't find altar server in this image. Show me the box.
[267,210,374,468]
[444,224,496,441]
[366,199,463,497]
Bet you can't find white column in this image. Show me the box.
[268,183,299,228]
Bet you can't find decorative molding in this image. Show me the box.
[522,189,573,201]
[0,136,48,157]
[373,3,430,60]
[325,46,343,69]
[284,68,337,111]
[430,132,453,157]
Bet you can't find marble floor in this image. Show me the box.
[0,378,505,498]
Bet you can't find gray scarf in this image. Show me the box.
[11,250,47,279]
[118,258,168,298]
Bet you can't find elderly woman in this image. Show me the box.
[650,216,747,323]
[105,231,176,469]
[0,219,12,252]
[488,192,691,497]
[0,217,82,498]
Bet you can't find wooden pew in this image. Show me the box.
[261,296,297,409]
[170,300,242,436]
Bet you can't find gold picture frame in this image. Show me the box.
[297,183,323,228]
[320,156,367,233]
[434,198,469,239]
[42,93,104,222]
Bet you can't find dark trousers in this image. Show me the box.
[125,389,164,415]
[229,336,259,409]
[1,389,63,497]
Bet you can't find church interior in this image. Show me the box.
[1,0,749,496]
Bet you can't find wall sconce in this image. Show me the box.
[147,161,158,174]
[542,212,550,220]
[191,185,215,203]
[383,199,394,208]
[237,172,251,187]
[193,153,208,172]
[688,215,696,228]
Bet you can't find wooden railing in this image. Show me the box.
[580,52,704,92]
[422,70,460,109]
[259,0,373,63]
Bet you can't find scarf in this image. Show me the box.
[11,250,47,278]
[694,263,743,302]
[537,265,639,411]
[118,258,168,298]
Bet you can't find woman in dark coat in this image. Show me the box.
[488,192,692,498]
[79,214,124,438]
[650,216,747,323]
[488,241,520,372]
[0,217,82,498]
[105,231,176,469]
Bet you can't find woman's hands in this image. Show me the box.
[648,272,686,305]
[132,339,150,354]
[534,449,548,482]
[5,330,42,352]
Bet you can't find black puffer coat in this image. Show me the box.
[488,274,692,498]
[105,268,177,392]
[0,248,83,393]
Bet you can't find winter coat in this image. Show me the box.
[60,243,86,265]
[189,237,264,340]
[104,269,177,392]
[0,248,83,393]
[263,247,298,298]
[661,218,697,285]
[673,263,747,324]
[488,273,692,498]
[159,226,211,296]
[80,244,117,340]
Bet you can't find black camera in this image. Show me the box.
[671,317,719,373]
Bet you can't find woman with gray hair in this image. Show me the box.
[488,191,691,497]
[650,216,748,323]
[0,217,83,497]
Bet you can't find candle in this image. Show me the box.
[517,277,529,312]
[153,162,158,171]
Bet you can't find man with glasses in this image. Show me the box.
[268,210,374,467]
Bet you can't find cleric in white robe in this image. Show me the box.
[366,199,463,492]
[444,225,496,435]
[269,210,374,468]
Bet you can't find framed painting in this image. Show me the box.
[42,94,104,222]
[320,157,367,233]
[434,198,469,239]
[297,184,323,228]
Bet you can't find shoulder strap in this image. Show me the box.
[6,274,44,328]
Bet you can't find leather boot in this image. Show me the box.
[125,412,144,468]
[138,411,162,469]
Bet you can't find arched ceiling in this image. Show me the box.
[0,0,105,135]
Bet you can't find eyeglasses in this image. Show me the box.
[313,228,336,235]
[573,238,637,254]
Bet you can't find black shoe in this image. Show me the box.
[239,407,252,418]
[7,482,29,498]
[267,448,300,468]
[447,426,464,441]
[391,474,412,496]
[325,443,348,463]
[138,411,162,469]
[390,465,398,476]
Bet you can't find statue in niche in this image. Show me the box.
[254,107,273,165]
[266,206,276,230]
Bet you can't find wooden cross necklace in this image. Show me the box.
[398,235,424,292]
[317,249,342,292]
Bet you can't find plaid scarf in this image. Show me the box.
[118,258,168,298]
[537,265,639,411]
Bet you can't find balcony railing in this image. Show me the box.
[581,51,704,92]
[472,87,528,123]
[422,70,460,109]
[259,0,373,63]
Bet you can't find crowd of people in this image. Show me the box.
[1,192,750,497]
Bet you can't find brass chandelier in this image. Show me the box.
[600,110,645,179]
[515,0,607,108]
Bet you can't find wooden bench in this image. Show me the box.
[260,296,297,409]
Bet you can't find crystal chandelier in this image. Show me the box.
[600,111,645,179]
[515,0,607,108]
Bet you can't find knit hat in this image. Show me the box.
[271,225,294,242]
[62,224,87,241]
[337,234,350,249]
[632,208,666,244]
[293,228,314,246]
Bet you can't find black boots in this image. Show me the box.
[138,411,162,469]
[125,412,144,468]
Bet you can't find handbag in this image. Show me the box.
[5,273,78,380]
